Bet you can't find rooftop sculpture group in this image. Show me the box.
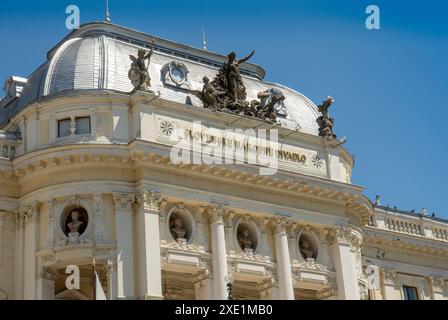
[193,50,284,123]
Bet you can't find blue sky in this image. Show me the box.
[0,0,447,217]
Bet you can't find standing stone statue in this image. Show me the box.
[129,48,154,93]
[317,96,336,138]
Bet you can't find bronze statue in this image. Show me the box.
[192,76,226,109]
[129,48,153,93]
[223,50,255,102]
[317,96,336,138]
[255,88,285,122]
[193,49,285,123]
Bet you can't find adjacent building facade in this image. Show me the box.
[0,22,446,300]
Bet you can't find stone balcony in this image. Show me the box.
[367,205,448,242]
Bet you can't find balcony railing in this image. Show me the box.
[0,131,20,160]
[367,206,448,241]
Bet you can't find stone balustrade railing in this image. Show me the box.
[383,217,423,236]
[432,227,448,241]
[367,206,448,242]
[0,131,21,160]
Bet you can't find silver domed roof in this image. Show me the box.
[1,22,320,135]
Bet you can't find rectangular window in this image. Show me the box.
[57,116,91,137]
[58,118,71,137]
[75,117,91,135]
[402,286,418,300]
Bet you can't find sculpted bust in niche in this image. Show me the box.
[237,229,253,250]
[299,238,315,260]
[67,210,84,234]
[170,216,187,241]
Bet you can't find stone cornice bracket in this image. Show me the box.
[112,193,136,212]
[205,203,231,224]
[270,216,291,235]
[326,225,362,248]
[135,191,165,212]
[16,201,40,228]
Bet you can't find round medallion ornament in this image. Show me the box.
[159,120,175,137]
[169,62,187,85]
[312,155,323,168]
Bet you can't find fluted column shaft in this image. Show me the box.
[272,217,294,300]
[327,226,361,300]
[136,191,164,300]
[112,193,135,299]
[208,205,229,300]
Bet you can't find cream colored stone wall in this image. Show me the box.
[0,212,15,300]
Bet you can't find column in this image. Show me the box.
[112,193,135,299]
[380,268,398,300]
[135,191,164,300]
[327,226,361,300]
[107,259,117,300]
[21,202,40,300]
[14,211,24,300]
[272,217,294,300]
[36,266,56,300]
[207,204,230,300]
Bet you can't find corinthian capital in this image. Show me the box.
[427,276,446,292]
[112,193,135,211]
[136,191,164,212]
[270,216,290,235]
[380,268,398,285]
[206,203,231,223]
[326,225,362,248]
[16,201,40,228]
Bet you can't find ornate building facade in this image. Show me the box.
[0,22,446,300]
